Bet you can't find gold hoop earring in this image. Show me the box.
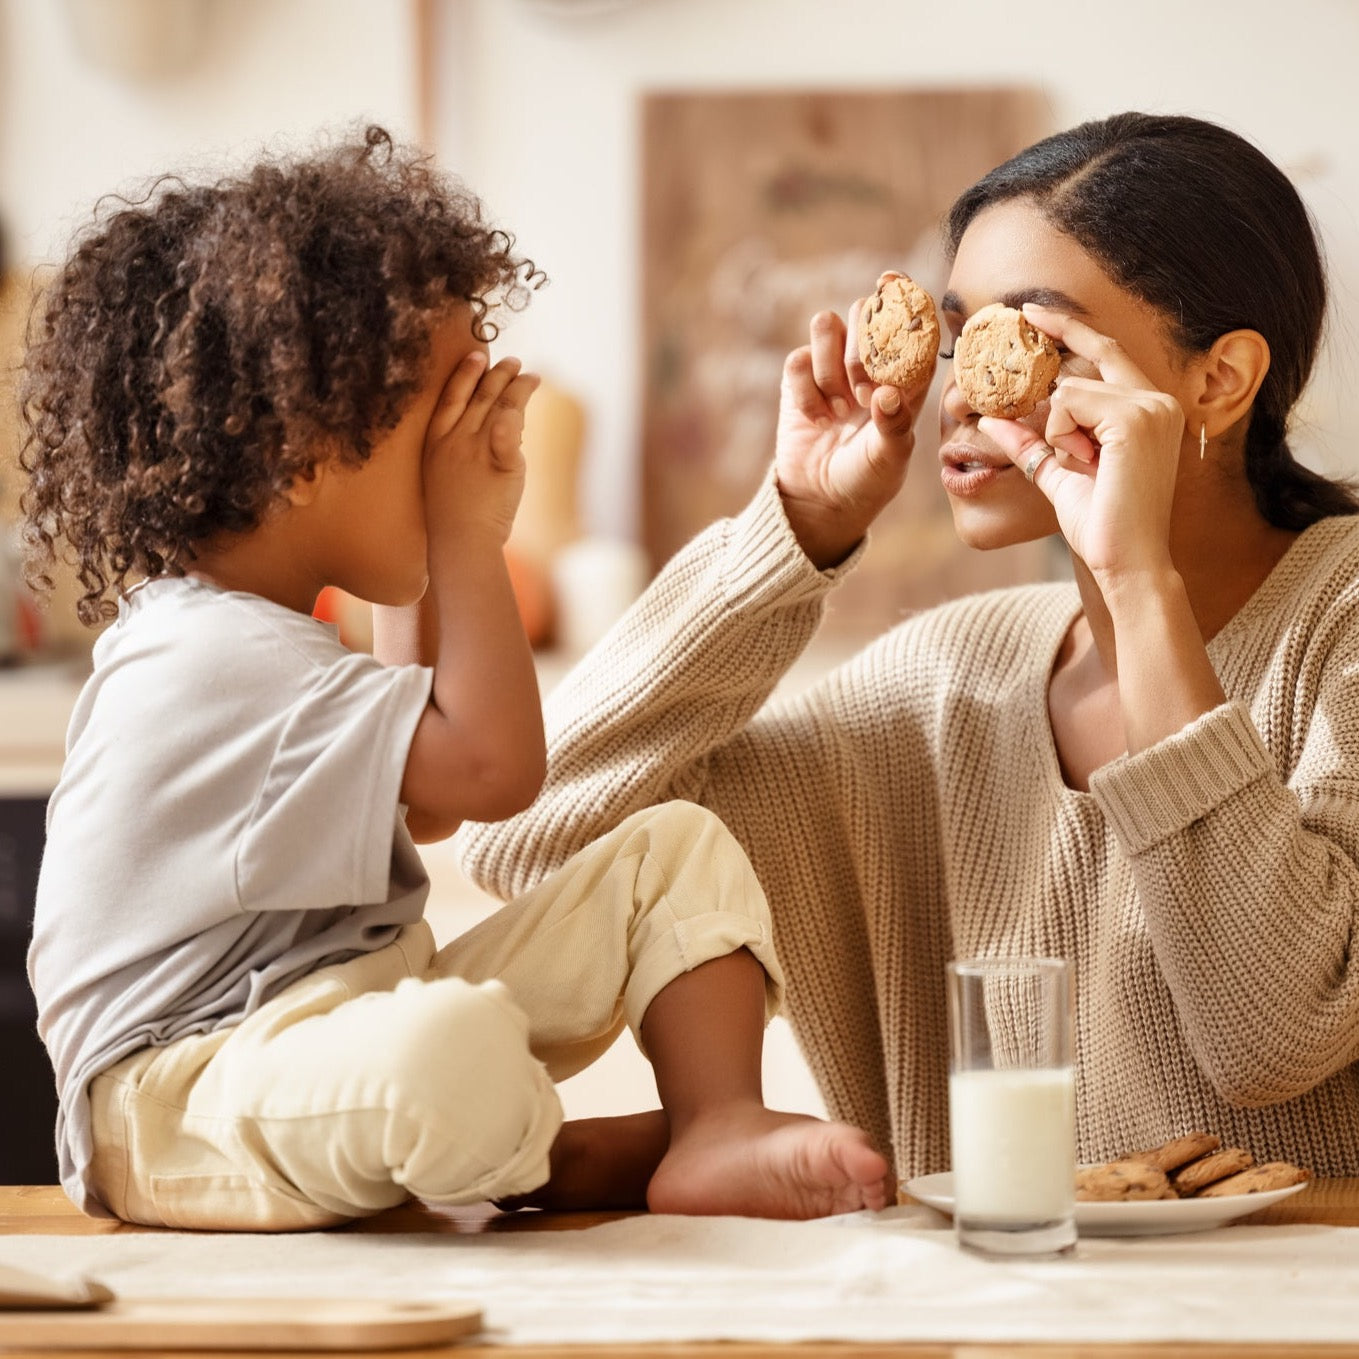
[1200,424,1207,461]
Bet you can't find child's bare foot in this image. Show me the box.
[645,1104,892,1219]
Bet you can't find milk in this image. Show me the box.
[949,1066,1075,1223]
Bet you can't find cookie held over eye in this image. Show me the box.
[953,302,1061,418]
[857,274,940,390]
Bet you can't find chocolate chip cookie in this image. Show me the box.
[1129,1131,1221,1174]
[1076,1159,1172,1202]
[1196,1161,1313,1197]
[857,274,940,389]
[1170,1147,1256,1196]
[952,302,1061,418]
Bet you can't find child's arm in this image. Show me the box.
[374,351,545,843]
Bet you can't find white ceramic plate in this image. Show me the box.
[903,1171,1309,1238]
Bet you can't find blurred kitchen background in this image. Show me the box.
[2,0,1357,1180]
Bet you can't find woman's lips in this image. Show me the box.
[938,444,1014,496]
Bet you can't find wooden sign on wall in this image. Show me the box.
[641,88,1059,640]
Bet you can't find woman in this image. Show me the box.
[459,112,1359,1181]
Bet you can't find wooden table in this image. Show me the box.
[3,1181,1358,1358]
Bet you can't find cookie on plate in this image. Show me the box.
[1075,1159,1171,1202]
[1129,1131,1221,1174]
[1196,1161,1312,1197]
[952,302,1061,418]
[857,274,940,389]
[1170,1146,1255,1196]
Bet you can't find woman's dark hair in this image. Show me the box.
[19,124,542,624]
[945,111,1357,529]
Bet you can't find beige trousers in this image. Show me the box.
[87,802,782,1230]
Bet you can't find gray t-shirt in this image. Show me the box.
[28,576,434,1211]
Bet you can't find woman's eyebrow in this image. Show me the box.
[939,286,1089,315]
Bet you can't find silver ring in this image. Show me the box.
[1022,442,1056,482]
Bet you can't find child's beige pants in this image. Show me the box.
[86,802,782,1230]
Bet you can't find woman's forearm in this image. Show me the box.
[1101,566,1227,755]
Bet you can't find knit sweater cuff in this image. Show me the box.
[719,470,868,610]
[1090,701,1275,855]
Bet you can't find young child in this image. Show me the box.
[18,126,890,1230]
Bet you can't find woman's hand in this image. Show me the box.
[775,283,927,570]
[979,303,1185,586]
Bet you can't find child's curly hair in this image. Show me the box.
[18,125,541,625]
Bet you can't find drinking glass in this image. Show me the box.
[946,956,1076,1258]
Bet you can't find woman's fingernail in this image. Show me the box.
[855,383,874,406]
[880,389,901,415]
[831,396,850,419]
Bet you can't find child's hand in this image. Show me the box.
[391,348,546,841]
[423,351,541,548]
[774,290,927,570]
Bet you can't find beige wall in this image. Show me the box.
[0,0,421,262]
[432,0,1359,542]
[4,0,1357,611]
[0,0,422,647]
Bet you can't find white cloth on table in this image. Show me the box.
[3,1205,1357,1346]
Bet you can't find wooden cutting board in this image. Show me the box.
[0,1296,484,1350]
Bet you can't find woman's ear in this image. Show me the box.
[1190,329,1271,439]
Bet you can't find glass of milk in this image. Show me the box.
[946,956,1076,1258]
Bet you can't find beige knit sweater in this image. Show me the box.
[459,476,1359,1179]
